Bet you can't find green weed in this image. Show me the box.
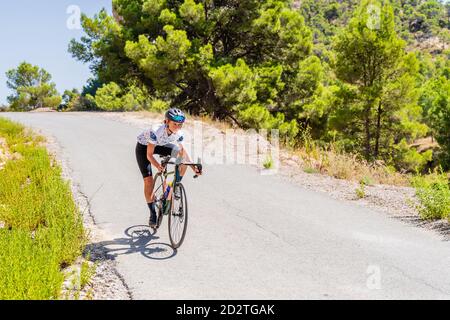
[0,116,86,299]
[411,169,450,220]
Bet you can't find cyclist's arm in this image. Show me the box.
[147,143,163,172]
[179,144,201,174]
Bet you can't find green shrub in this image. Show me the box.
[355,182,366,199]
[148,98,169,112]
[360,175,375,186]
[80,256,96,290]
[393,139,433,173]
[0,229,64,299]
[263,154,273,169]
[94,82,151,111]
[411,170,450,220]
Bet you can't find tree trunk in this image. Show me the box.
[203,75,222,118]
[374,100,382,158]
[364,104,372,159]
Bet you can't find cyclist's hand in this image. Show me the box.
[156,163,164,172]
[194,165,202,176]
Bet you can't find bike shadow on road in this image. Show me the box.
[85,225,177,261]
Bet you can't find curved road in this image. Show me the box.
[2,112,450,299]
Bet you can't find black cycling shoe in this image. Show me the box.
[149,212,157,227]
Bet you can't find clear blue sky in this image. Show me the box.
[0,1,112,104]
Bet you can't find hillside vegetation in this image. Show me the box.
[4,1,450,174]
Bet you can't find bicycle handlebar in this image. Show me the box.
[160,157,203,178]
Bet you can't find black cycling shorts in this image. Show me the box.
[135,142,180,178]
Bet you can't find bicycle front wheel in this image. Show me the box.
[168,183,188,249]
[153,173,165,230]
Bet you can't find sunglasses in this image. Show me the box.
[172,115,185,122]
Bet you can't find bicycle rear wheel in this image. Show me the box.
[168,183,188,249]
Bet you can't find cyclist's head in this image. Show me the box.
[165,108,185,124]
[165,107,185,132]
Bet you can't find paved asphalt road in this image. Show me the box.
[2,112,450,299]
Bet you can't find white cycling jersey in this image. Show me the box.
[137,123,184,146]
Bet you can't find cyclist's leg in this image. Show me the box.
[137,143,180,198]
[143,176,155,202]
[136,143,157,223]
[135,142,153,184]
[175,145,188,182]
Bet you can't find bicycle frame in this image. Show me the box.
[150,156,201,247]
[153,156,201,215]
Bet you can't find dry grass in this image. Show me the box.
[132,110,165,119]
[189,114,234,133]
[288,136,410,187]
[191,112,412,187]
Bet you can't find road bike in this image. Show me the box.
[151,155,202,249]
